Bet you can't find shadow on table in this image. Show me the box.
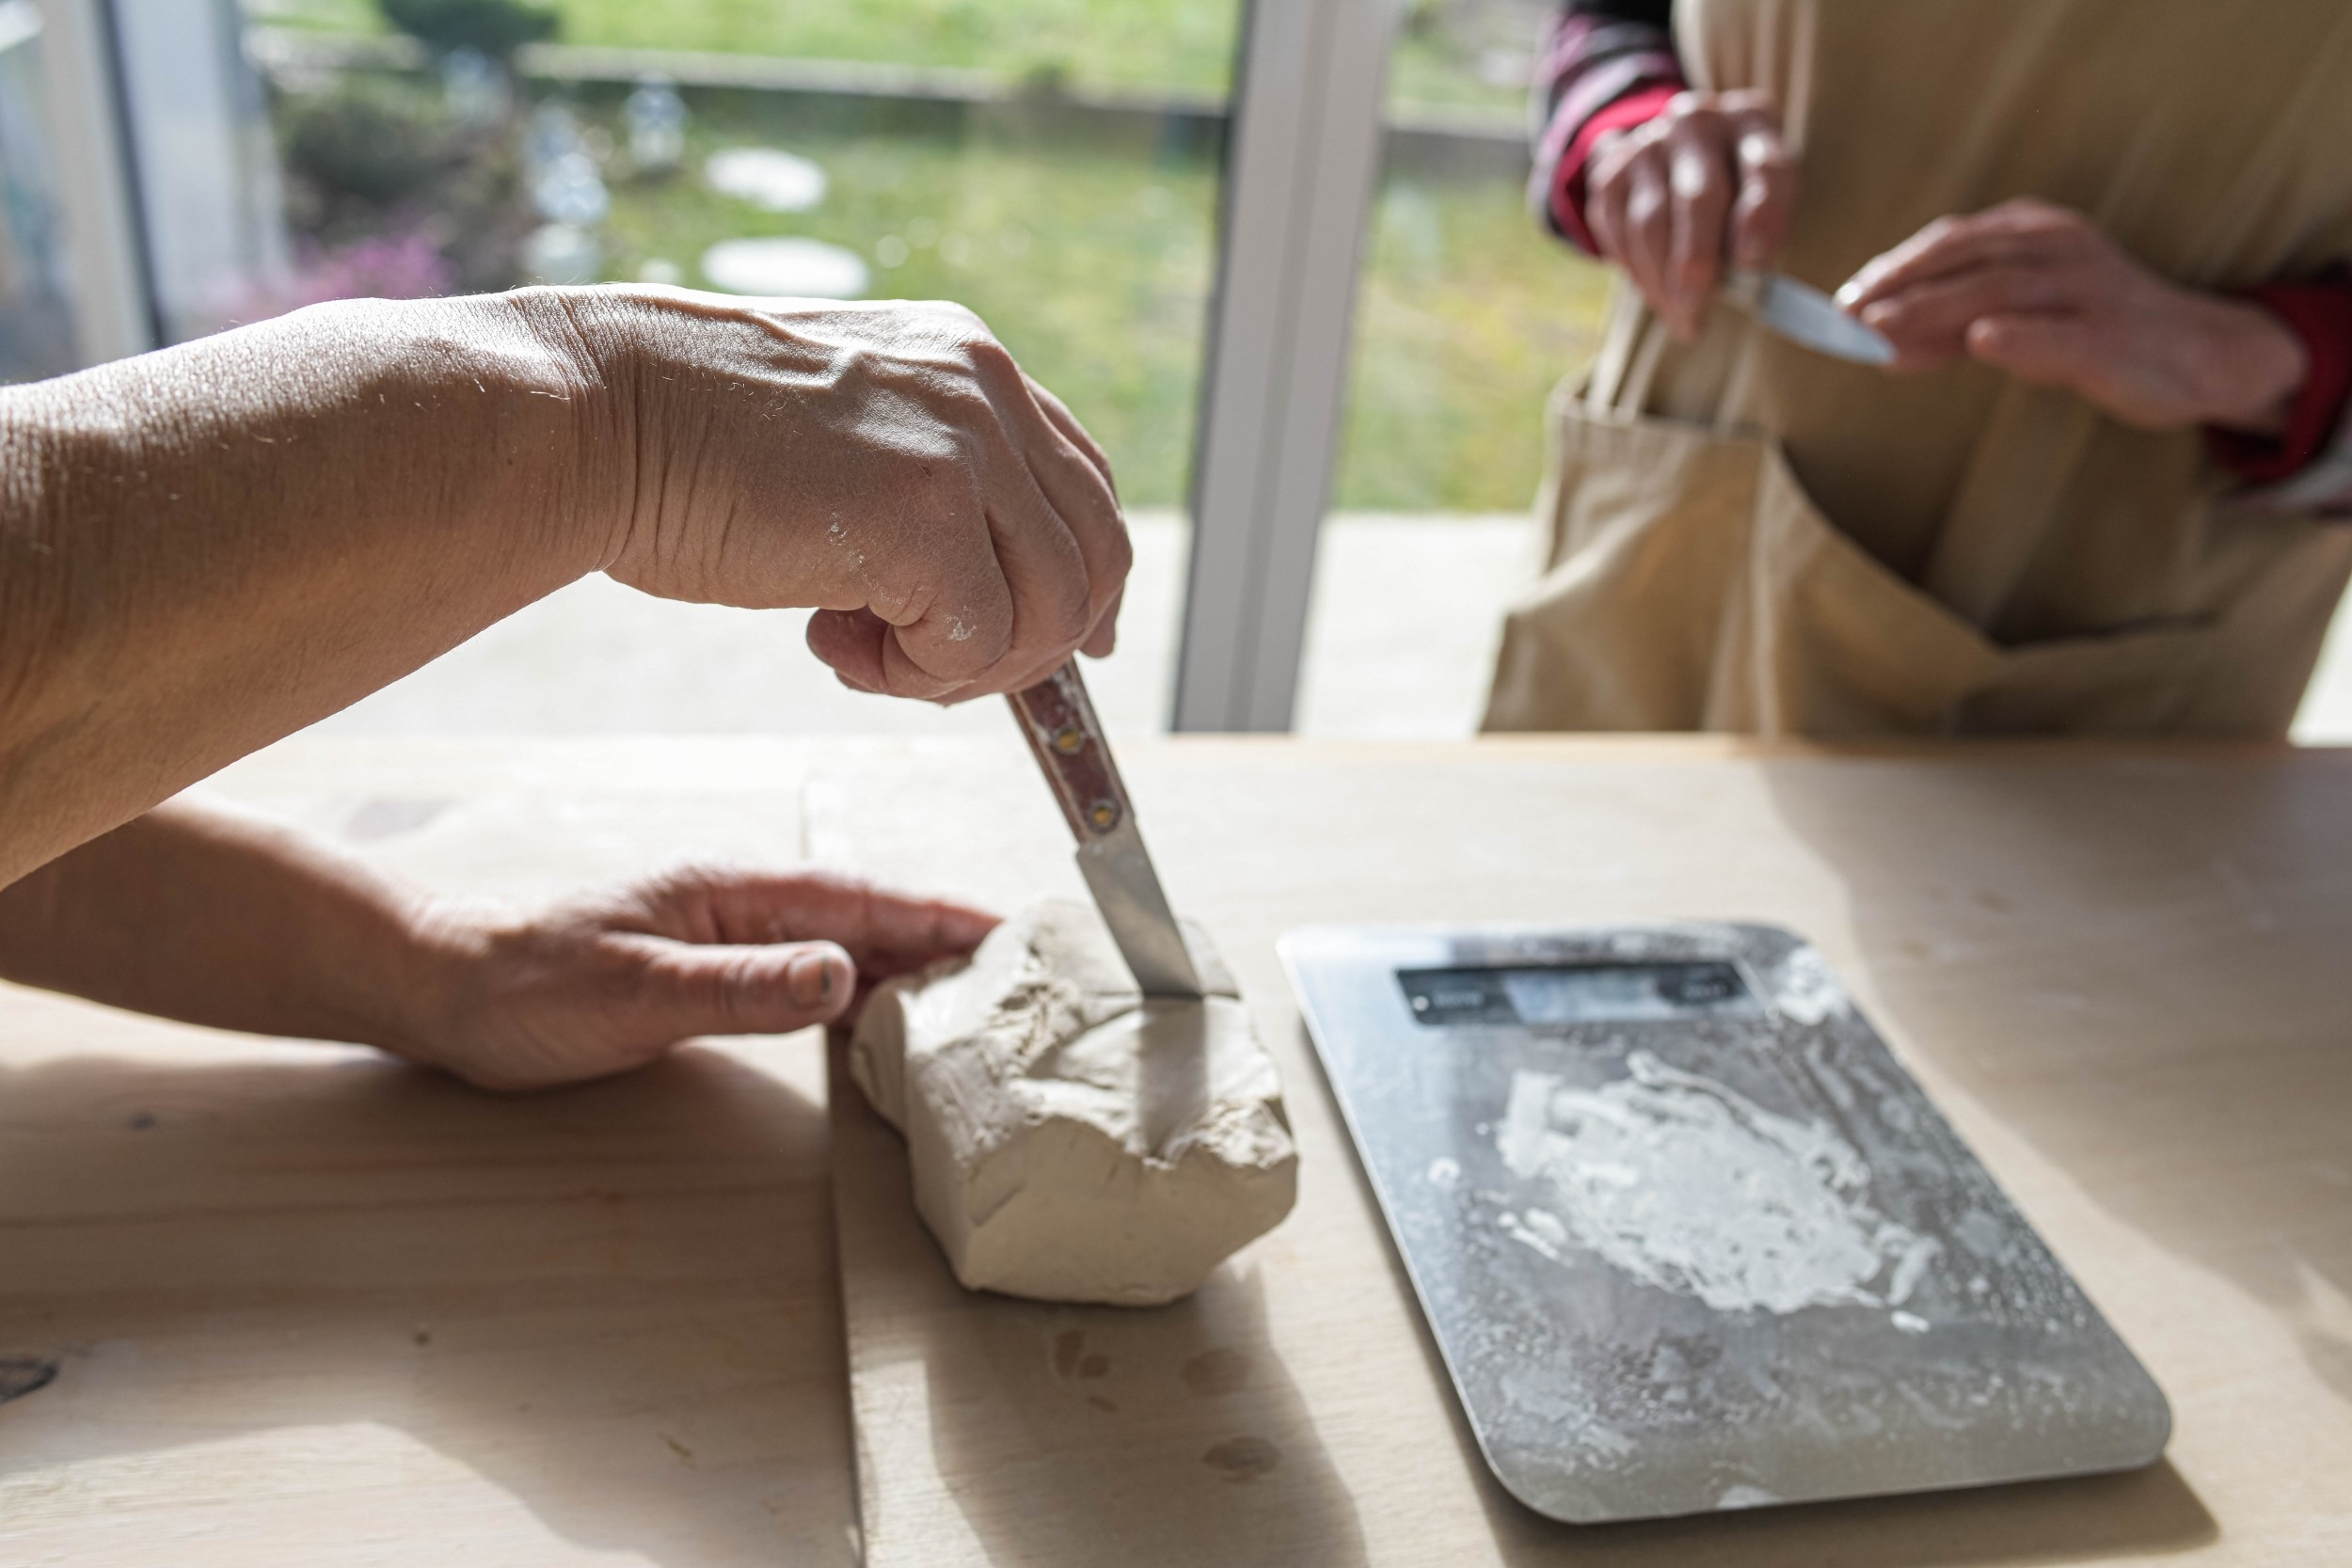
[826,1031,1367,1568]
[1472,1452,2213,1566]
[0,1040,853,1567]
[914,1268,1369,1568]
[1755,750,2352,1416]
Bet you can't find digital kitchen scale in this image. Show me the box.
[1280,922,2169,1525]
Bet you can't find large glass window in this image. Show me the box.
[233,0,1237,515]
[85,2,2352,744]
[194,0,1246,734]
[0,0,83,381]
[1295,0,1614,738]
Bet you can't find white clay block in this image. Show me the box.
[850,898,1298,1306]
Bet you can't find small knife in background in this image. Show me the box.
[1725,268,1896,365]
[1007,662,1205,999]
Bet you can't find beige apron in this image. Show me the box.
[1484,0,2352,736]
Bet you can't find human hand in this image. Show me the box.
[1835,199,2308,433]
[1585,89,1796,340]
[536,288,1130,703]
[404,866,996,1092]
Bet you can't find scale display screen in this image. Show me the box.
[1398,960,1760,1027]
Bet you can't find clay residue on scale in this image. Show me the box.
[1496,1051,1937,1314]
[1200,1434,1281,1481]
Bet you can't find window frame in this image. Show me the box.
[1175,0,1397,732]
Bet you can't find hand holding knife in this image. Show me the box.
[1007,662,1204,999]
[1724,268,1896,364]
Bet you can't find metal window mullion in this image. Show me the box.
[35,0,155,365]
[1173,0,1394,733]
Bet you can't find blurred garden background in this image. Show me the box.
[233,0,1615,515]
[18,1,2352,740]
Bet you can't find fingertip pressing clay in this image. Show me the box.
[849,899,1298,1307]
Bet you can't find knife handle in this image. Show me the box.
[1007,662,1129,843]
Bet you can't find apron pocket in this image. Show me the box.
[1486,396,1769,730]
[1486,397,2009,735]
[1955,622,2221,734]
[1487,396,2248,736]
[1739,442,2005,735]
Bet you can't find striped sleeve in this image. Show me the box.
[1528,1,1686,254]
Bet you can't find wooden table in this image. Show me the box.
[4,736,2349,1566]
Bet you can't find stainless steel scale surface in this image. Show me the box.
[1280,922,2170,1524]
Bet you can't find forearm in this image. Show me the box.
[0,799,451,1052]
[0,291,622,886]
[0,794,1004,1094]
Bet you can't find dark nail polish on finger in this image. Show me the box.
[787,951,831,1007]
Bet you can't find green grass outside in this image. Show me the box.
[1339,174,1611,511]
[248,0,1605,511]
[599,102,1225,509]
[244,0,1532,117]
[587,92,1607,513]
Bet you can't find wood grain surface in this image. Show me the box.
[818,737,2352,1568]
[4,736,2350,1566]
[0,738,853,1567]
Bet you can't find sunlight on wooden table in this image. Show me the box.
[3,736,2349,1565]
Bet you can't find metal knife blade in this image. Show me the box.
[1073,818,1201,998]
[1727,268,1895,365]
[1007,662,1205,998]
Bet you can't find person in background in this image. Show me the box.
[0,288,1129,1088]
[1486,0,2352,736]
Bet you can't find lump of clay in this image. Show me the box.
[850,899,1297,1307]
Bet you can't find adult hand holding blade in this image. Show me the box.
[1726,268,1896,364]
[1005,662,1203,998]
[1577,87,1888,363]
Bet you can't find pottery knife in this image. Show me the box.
[1725,268,1897,365]
[1007,661,1205,999]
